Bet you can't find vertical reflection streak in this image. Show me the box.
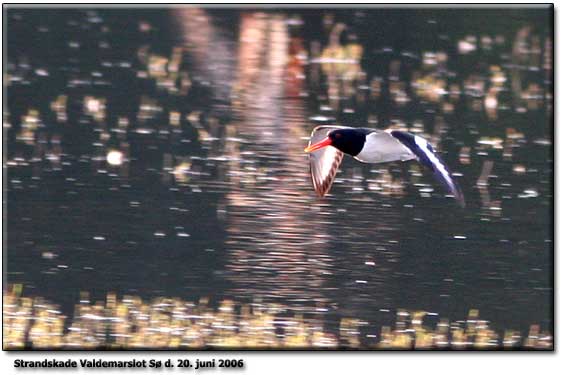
[223,13,333,307]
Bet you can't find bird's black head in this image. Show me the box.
[327,128,368,156]
[304,127,370,156]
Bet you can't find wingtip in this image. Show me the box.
[455,191,466,208]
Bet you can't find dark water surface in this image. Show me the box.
[4,8,553,345]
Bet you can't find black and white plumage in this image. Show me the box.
[304,126,465,206]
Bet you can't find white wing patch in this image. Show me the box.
[414,135,454,187]
[412,135,465,206]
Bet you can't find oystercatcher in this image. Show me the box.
[304,126,465,206]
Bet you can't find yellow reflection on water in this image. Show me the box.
[2,286,552,350]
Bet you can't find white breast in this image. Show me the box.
[354,131,415,163]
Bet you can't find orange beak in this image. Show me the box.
[304,137,332,153]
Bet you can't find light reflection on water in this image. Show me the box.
[3,287,552,349]
[223,14,333,304]
[4,8,553,348]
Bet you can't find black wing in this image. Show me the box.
[390,130,465,207]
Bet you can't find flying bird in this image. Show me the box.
[304,126,465,206]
